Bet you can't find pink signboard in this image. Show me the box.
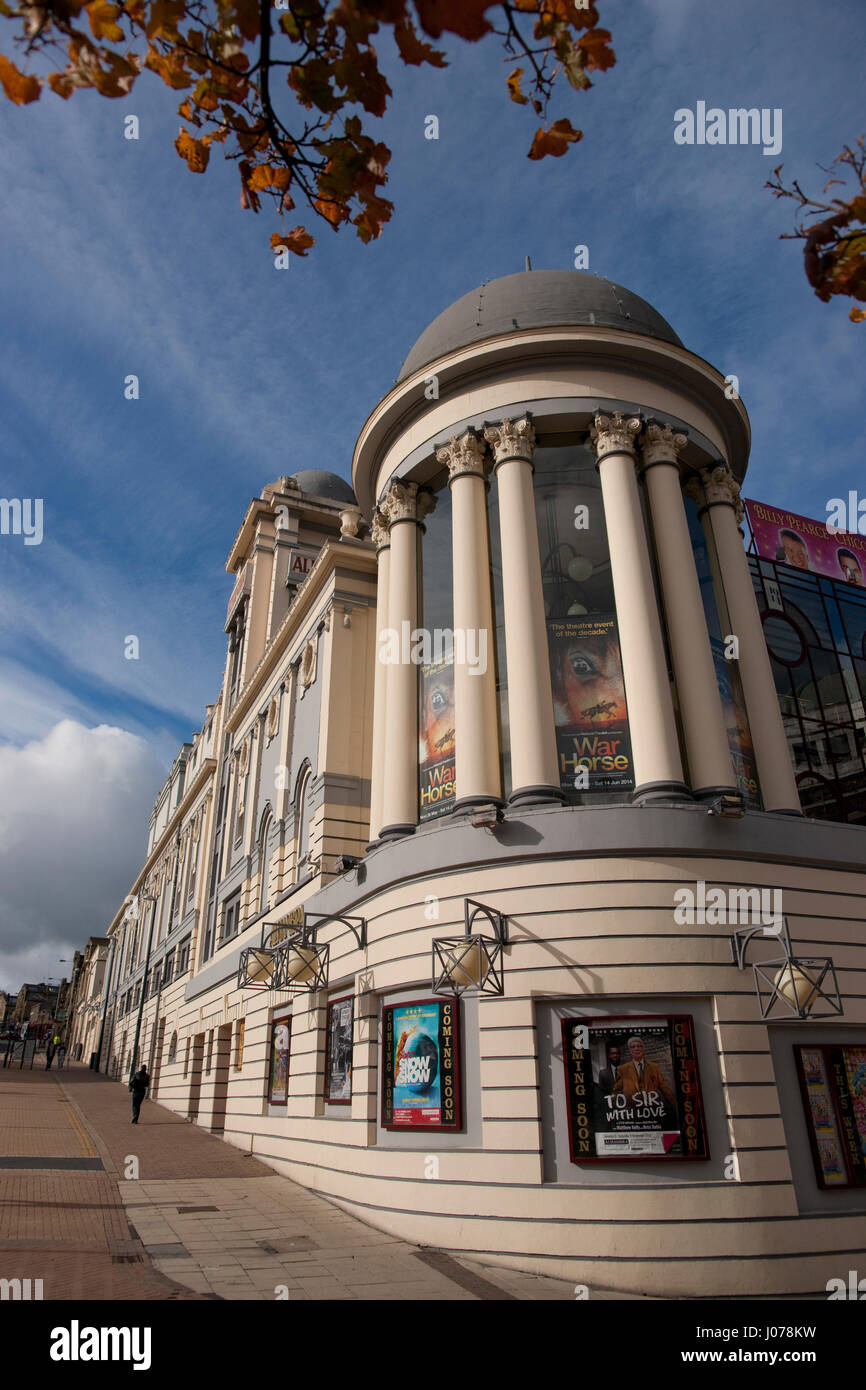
[744,498,866,587]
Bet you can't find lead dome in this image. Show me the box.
[397,269,683,382]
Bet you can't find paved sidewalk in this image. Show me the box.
[0,1063,582,1301]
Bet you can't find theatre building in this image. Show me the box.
[90,271,866,1298]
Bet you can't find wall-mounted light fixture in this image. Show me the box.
[708,793,745,818]
[432,899,509,997]
[237,913,366,994]
[731,918,843,1020]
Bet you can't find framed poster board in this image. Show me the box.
[561,1014,709,1162]
[794,1043,866,1189]
[381,998,461,1130]
[324,995,353,1104]
[268,1014,291,1105]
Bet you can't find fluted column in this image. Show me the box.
[436,431,503,810]
[378,481,434,839]
[691,466,801,814]
[589,413,688,804]
[367,510,391,846]
[485,417,563,805]
[639,424,738,800]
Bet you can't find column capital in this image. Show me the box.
[694,465,745,524]
[640,421,688,469]
[484,415,536,466]
[380,479,436,528]
[436,430,489,484]
[589,412,642,462]
[370,509,390,551]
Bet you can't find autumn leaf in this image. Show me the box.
[86,0,123,42]
[413,0,493,41]
[576,27,615,73]
[145,0,185,39]
[0,53,40,103]
[175,126,210,171]
[271,226,315,256]
[248,163,291,192]
[850,306,866,321]
[507,66,528,105]
[392,15,447,67]
[0,0,619,255]
[528,117,582,159]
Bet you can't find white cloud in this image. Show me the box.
[0,720,163,992]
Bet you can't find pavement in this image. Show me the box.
[0,1062,580,1301]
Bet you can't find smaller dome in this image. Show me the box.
[289,470,357,504]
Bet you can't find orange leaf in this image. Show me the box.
[576,27,615,73]
[315,196,349,227]
[174,127,210,172]
[392,15,447,67]
[248,163,291,192]
[528,118,582,160]
[271,226,315,256]
[850,307,866,322]
[507,66,528,105]
[86,0,123,41]
[0,54,41,105]
[48,71,77,99]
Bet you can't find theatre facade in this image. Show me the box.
[88,271,866,1298]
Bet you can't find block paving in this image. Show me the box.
[0,1062,592,1301]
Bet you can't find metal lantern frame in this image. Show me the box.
[237,912,366,993]
[730,918,843,1021]
[432,899,509,998]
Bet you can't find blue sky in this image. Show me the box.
[0,0,863,988]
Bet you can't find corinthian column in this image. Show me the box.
[367,510,391,846]
[436,431,502,810]
[485,416,563,805]
[589,413,688,803]
[639,424,738,800]
[378,481,435,839]
[691,466,801,814]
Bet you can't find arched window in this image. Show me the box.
[258,808,273,912]
[294,763,313,877]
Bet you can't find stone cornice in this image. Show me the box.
[225,490,352,573]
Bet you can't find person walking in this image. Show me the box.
[130,1065,150,1124]
[45,1037,56,1070]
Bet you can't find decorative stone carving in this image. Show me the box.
[237,739,250,779]
[299,637,317,694]
[380,479,436,526]
[483,415,536,465]
[641,421,688,467]
[699,465,745,524]
[589,412,642,459]
[339,506,363,539]
[370,510,390,550]
[436,430,488,481]
[266,692,280,743]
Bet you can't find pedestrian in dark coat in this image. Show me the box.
[130,1066,150,1123]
